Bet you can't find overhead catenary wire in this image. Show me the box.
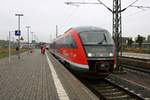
[122,0,150,10]
[63,0,150,36]
[97,0,112,12]
[65,0,145,13]
[65,2,101,5]
[130,5,150,9]
[97,0,140,13]
[123,0,139,10]
[59,7,80,32]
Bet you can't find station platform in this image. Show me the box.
[122,52,150,60]
[0,49,98,100]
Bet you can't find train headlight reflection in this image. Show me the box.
[114,64,116,69]
[88,53,92,57]
[109,53,113,56]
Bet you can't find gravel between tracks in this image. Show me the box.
[107,70,150,98]
[116,68,150,89]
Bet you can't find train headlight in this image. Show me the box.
[109,53,113,56]
[88,53,92,57]
[114,64,116,69]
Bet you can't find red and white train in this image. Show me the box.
[50,26,116,78]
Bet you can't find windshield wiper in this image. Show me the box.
[97,39,104,44]
[97,34,107,44]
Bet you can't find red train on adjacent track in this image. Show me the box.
[50,26,116,78]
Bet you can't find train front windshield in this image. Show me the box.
[79,30,115,58]
[79,31,114,45]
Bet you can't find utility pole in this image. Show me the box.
[50,34,52,43]
[9,31,11,63]
[26,26,31,54]
[31,32,34,43]
[112,0,122,71]
[15,13,23,59]
[34,34,39,43]
[8,31,11,63]
[56,25,58,38]
[31,32,35,50]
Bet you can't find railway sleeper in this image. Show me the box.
[93,83,110,87]
[98,88,119,93]
[95,85,115,90]
[106,94,131,100]
[102,91,126,97]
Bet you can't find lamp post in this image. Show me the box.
[15,13,23,59]
[26,26,31,54]
[8,31,14,63]
[31,32,37,49]
[34,34,39,43]
[31,32,34,43]
[56,25,58,38]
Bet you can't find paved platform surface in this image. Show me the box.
[122,52,150,60]
[0,50,98,100]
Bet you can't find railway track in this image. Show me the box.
[82,78,145,100]
[121,56,150,70]
[122,64,150,75]
[52,52,149,99]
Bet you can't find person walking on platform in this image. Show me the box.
[40,46,45,55]
[42,47,45,55]
[40,46,43,54]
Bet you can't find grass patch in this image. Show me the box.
[0,48,28,59]
[124,48,150,54]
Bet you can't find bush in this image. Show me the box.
[0,48,28,59]
[124,48,150,54]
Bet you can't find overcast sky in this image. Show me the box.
[0,0,150,42]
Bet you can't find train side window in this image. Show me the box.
[70,41,76,48]
[65,34,77,48]
[56,37,65,48]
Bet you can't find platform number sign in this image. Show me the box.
[15,30,21,36]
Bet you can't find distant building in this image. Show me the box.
[131,43,150,48]
[147,35,150,43]
[0,40,17,48]
[0,40,8,48]
[121,37,132,49]
[122,37,132,44]
[121,36,150,49]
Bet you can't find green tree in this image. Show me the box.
[127,38,133,47]
[135,35,145,48]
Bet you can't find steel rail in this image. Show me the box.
[81,78,146,100]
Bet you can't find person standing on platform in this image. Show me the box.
[16,46,19,55]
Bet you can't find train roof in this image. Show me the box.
[73,26,108,33]
[53,26,109,42]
